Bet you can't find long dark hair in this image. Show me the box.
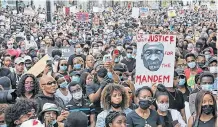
[16,73,39,98]
[193,90,217,127]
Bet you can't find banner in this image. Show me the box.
[135,34,176,89]
[140,7,149,17]
[131,7,139,18]
[75,12,89,22]
[47,47,74,60]
[70,6,78,13]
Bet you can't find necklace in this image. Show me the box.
[168,91,176,100]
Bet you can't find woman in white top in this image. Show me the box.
[155,84,187,127]
[54,74,72,105]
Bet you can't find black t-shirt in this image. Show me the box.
[67,98,95,126]
[168,90,185,111]
[182,87,191,102]
[86,83,102,114]
[67,54,86,67]
[127,109,163,127]
[121,58,136,72]
[196,117,216,127]
[159,111,174,127]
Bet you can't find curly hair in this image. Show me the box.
[5,99,37,127]
[0,104,9,115]
[101,84,129,110]
[16,73,39,98]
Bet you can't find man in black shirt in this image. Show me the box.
[67,81,96,127]
[167,71,186,122]
[121,46,136,73]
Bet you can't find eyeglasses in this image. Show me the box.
[42,81,57,86]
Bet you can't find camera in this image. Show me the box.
[0,89,17,104]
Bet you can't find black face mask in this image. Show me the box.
[198,62,205,68]
[202,105,214,115]
[139,100,151,110]
[111,102,122,109]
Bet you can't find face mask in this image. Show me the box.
[60,81,68,88]
[178,78,186,86]
[99,46,103,51]
[72,90,83,100]
[76,48,82,54]
[60,65,67,71]
[74,64,81,70]
[25,85,34,92]
[107,72,113,79]
[93,48,99,54]
[7,44,13,49]
[25,63,32,68]
[139,100,151,110]
[209,67,217,74]
[157,102,169,112]
[126,53,132,59]
[198,62,205,68]
[201,84,214,91]
[0,124,7,127]
[72,76,80,83]
[187,62,196,69]
[50,120,57,126]
[205,54,211,61]
[111,102,122,109]
[114,57,120,63]
[202,105,214,115]
[39,37,42,40]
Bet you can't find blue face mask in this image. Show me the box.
[201,84,213,91]
[127,53,132,59]
[0,124,7,127]
[60,81,68,88]
[178,78,186,86]
[50,120,57,126]
[74,64,81,70]
[187,62,196,69]
[59,65,67,71]
[72,76,80,83]
[107,72,113,79]
[114,57,120,63]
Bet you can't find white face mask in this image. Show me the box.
[156,101,169,112]
[209,67,217,74]
[72,90,83,100]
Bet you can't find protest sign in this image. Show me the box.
[27,55,49,76]
[75,12,89,22]
[168,10,176,18]
[24,8,35,16]
[140,7,149,17]
[93,7,99,12]
[47,47,74,60]
[70,6,78,13]
[135,34,176,89]
[131,7,139,18]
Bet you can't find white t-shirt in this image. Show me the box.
[55,89,72,105]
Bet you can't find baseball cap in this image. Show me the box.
[20,119,43,127]
[15,57,25,64]
[24,55,32,62]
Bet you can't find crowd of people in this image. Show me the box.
[0,2,217,127]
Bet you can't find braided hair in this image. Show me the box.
[105,111,126,127]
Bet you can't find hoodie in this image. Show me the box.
[35,93,65,115]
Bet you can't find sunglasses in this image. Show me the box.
[60,64,67,66]
[42,81,57,86]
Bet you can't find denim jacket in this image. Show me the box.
[96,108,132,127]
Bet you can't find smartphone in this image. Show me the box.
[172,120,179,126]
[103,55,112,63]
[46,60,52,68]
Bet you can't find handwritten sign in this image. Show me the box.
[131,7,139,18]
[47,47,74,60]
[135,34,176,89]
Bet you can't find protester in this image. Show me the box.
[127,86,163,127]
[64,111,88,127]
[16,73,39,99]
[188,90,217,127]
[0,104,9,127]
[96,84,131,127]
[105,111,127,127]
